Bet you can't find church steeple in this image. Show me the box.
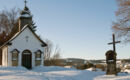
[18,0,32,32]
[20,0,31,17]
[24,0,27,7]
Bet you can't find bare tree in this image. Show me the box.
[112,0,130,42]
[44,39,62,66]
[44,39,53,60]
[0,8,19,45]
[52,45,61,59]
[0,8,19,34]
[44,40,61,60]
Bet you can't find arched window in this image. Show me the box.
[11,49,20,61]
[35,50,42,60]
[22,50,31,55]
[35,50,43,66]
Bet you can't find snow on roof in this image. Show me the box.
[0,25,47,48]
[20,14,32,18]
[5,25,28,42]
[0,25,27,48]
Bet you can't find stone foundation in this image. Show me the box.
[12,60,18,66]
[35,60,41,66]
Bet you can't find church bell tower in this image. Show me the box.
[18,0,32,32]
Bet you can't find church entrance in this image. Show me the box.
[22,50,32,69]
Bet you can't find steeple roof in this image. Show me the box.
[20,0,32,18]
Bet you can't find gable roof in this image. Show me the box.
[0,25,47,49]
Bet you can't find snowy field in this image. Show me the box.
[0,66,130,80]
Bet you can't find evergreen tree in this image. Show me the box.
[30,20,37,32]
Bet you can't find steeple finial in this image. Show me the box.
[24,0,27,7]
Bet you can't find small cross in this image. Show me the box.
[108,34,121,52]
[25,36,29,42]
[24,0,27,7]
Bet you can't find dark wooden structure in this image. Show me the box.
[22,50,32,69]
[108,34,121,52]
[106,50,117,75]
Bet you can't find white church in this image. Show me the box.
[0,1,47,69]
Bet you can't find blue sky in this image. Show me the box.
[0,0,130,59]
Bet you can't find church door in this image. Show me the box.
[22,50,32,69]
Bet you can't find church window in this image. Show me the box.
[35,50,42,60]
[11,49,19,61]
[35,50,42,66]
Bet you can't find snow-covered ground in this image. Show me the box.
[0,66,130,80]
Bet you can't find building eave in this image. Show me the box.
[0,25,47,49]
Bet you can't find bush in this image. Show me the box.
[44,59,64,66]
[76,63,94,70]
[95,64,105,71]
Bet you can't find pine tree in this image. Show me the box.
[30,20,37,32]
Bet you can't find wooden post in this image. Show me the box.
[108,34,121,52]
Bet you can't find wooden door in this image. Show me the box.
[22,50,32,69]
